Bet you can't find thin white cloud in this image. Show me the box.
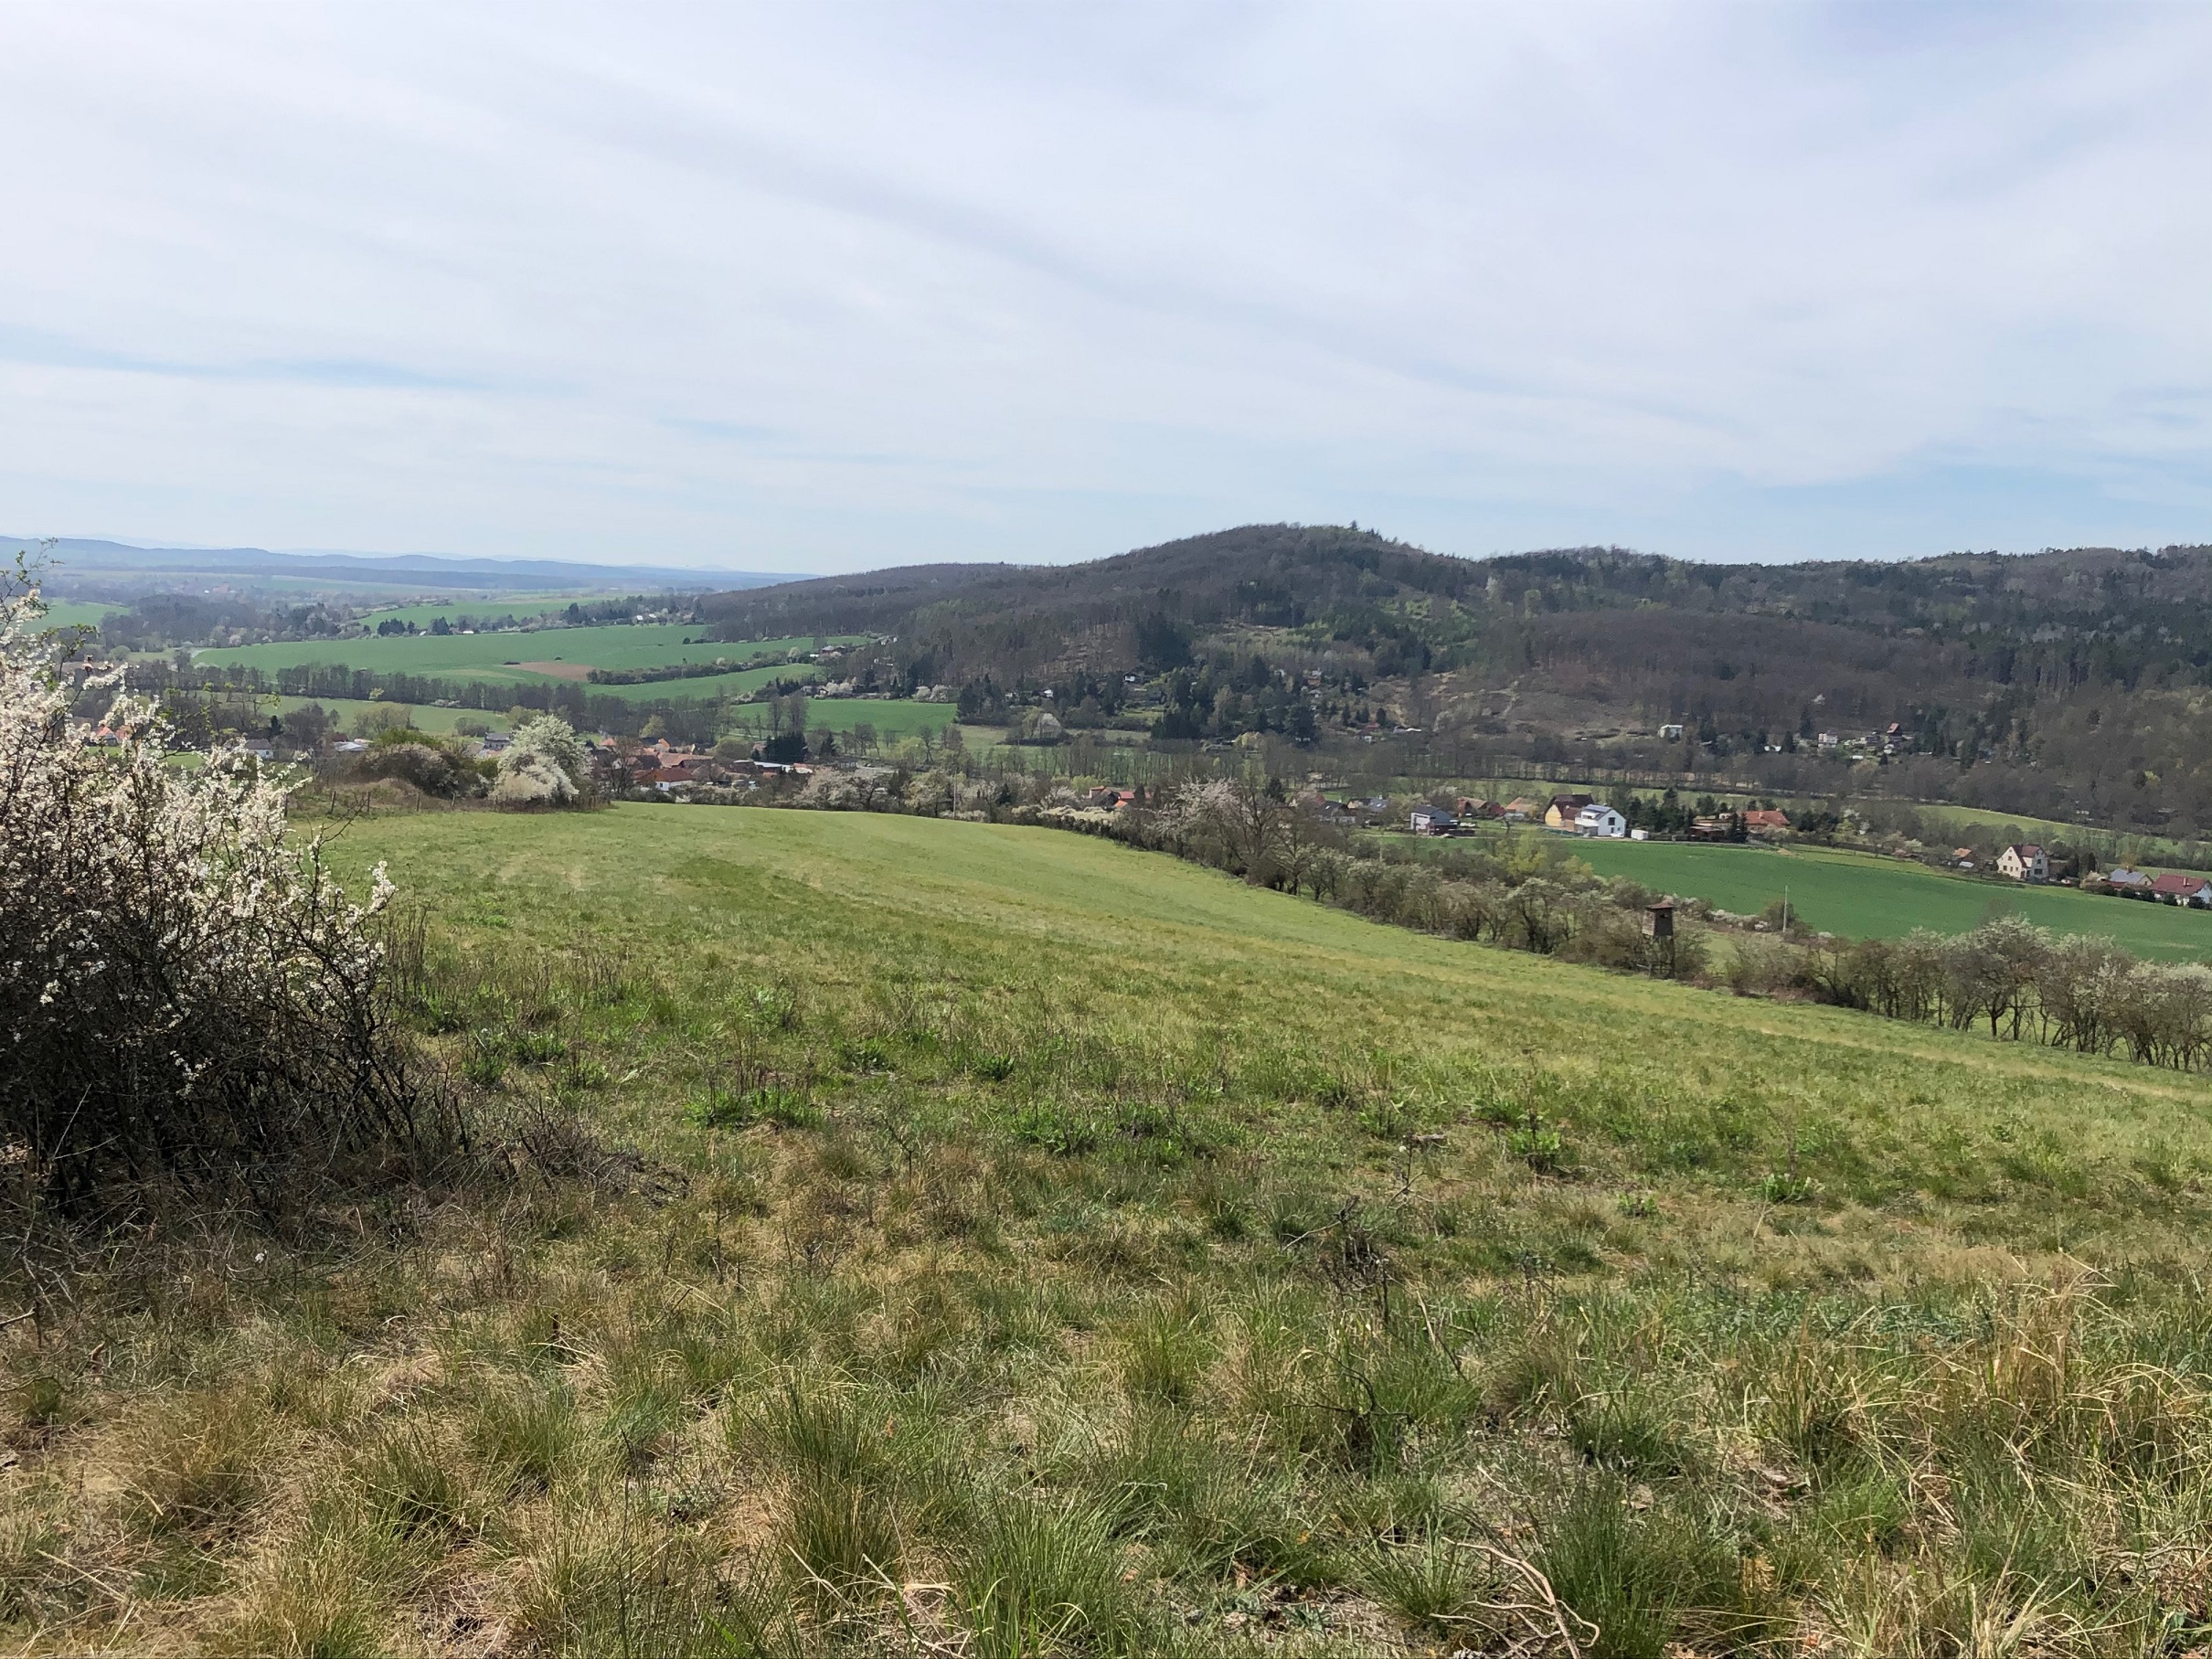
[1,0,2207,569]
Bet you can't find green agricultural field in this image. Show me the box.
[195,624,849,687]
[360,594,642,630]
[1557,836,2212,960]
[11,803,2212,1653]
[268,695,516,736]
[720,696,965,743]
[27,599,118,633]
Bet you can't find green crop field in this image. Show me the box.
[1557,836,2212,960]
[28,599,118,633]
[195,624,847,686]
[1402,830,2212,961]
[361,595,645,630]
[12,803,2212,1654]
[268,695,516,736]
[719,697,965,743]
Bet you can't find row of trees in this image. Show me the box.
[1740,918,2212,1070]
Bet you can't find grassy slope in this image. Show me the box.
[1560,837,2212,961]
[10,807,2212,1654]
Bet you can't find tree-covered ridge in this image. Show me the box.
[697,528,2212,834]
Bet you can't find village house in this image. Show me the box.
[1741,809,1791,836]
[2102,867,2156,896]
[1455,797,1505,820]
[1542,793,1595,830]
[1995,844,2048,882]
[1572,803,1628,838]
[1499,796,1542,823]
[1658,723,1685,740]
[2150,872,2212,908]
[1409,807,1458,835]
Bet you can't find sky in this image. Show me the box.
[3,2,2209,574]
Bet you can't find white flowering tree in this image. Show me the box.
[0,564,458,1213]
[490,714,589,807]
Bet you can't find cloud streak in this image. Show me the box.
[1,1,2207,569]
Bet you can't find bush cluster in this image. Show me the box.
[0,570,463,1215]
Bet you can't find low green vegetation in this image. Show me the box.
[8,805,2212,1654]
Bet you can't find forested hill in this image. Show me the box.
[704,525,2212,690]
[699,525,2212,833]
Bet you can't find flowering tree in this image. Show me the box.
[490,714,589,807]
[0,564,458,1214]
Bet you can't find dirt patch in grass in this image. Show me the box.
[510,660,592,681]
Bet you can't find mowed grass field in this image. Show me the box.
[11,805,2212,1654]
[195,624,846,687]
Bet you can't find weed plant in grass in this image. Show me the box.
[4,806,2212,1653]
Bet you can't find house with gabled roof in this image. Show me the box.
[2150,872,2212,908]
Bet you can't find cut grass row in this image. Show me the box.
[5,807,2212,1654]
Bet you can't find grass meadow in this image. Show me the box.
[7,805,2212,1655]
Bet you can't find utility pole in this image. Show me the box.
[1781,885,1789,939]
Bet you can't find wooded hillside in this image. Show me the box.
[699,526,2212,834]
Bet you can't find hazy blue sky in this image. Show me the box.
[4,3,2208,571]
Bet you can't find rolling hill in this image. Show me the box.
[701,525,2212,836]
[11,802,2208,1652]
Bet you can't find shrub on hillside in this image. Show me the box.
[491,715,589,808]
[350,732,488,798]
[0,569,464,1215]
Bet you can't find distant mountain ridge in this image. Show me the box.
[5,537,795,592]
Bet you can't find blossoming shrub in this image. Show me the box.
[0,570,463,1215]
[490,715,588,808]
